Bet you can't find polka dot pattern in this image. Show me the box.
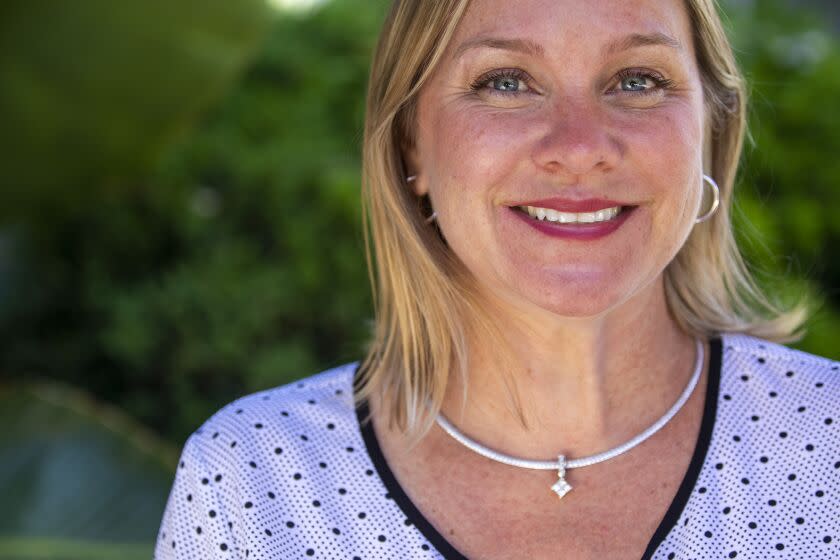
[652,335,839,559]
[155,334,838,559]
[154,365,437,559]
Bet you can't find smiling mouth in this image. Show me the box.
[516,205,629,224]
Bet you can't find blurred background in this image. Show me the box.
[0,0,837,557]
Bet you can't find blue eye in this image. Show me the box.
[620,75,653,91]
[615,69,674,96]
[471,69,532,95]
[493,76,524,92]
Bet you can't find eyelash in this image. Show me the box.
[614,68,675,96]
[469,68,675,97]
[469,68,531,95]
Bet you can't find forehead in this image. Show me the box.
[450,0,694,58]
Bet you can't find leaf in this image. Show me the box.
[0,382,177,548]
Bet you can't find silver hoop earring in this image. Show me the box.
[406,175,417,183]
[696,174,720,223]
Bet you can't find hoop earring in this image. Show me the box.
[406,175,417,183]
[696,174,720,223]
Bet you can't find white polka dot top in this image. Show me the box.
[155,334,839,559]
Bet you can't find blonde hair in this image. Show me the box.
[357,0,806,436]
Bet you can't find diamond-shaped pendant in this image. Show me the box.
[551,477,572,499]
[551,455,572,499]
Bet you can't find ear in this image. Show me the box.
[402,139,428,196]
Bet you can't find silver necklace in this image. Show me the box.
[435,339,704,500]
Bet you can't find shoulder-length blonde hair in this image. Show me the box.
[356,0,805,435]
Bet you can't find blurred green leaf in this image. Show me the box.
[0,0,271,216]
[0,381,177,554]
[0,538,149,560]
[723,0,840,355]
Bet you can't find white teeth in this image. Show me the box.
[523,205,621,223]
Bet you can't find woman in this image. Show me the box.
[156,0,838,558]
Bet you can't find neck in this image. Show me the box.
[440,279,699,461]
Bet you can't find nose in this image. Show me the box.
[531,99,622,179]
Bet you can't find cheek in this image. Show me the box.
[428,105,533,200]
[641,116,704,268]
[621,104,704,204]
[621,100,701,164]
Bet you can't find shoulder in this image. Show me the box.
[187,362,361,459]
[199,362,359,427]
[720,333,838,394]
[156,363,370,557]
[714,335,838,473]
[171,362,363,496]
[654,335,839,558]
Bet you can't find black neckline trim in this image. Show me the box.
[640,336,722,559]
[355,390,469,560]
[355,337,723,560]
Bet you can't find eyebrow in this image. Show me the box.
[454,32,682,60]
[603,32,683,56]
[454,37,545,59]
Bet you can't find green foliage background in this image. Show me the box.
[0,0,837,555]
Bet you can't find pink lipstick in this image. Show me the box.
[506,198,636,240]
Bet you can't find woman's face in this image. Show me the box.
[408,0,707,319]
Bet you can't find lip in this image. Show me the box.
[507,205,636,240]
[510,197,631,213]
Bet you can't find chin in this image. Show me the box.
[534,292,627,319]
[507,270,639,320]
